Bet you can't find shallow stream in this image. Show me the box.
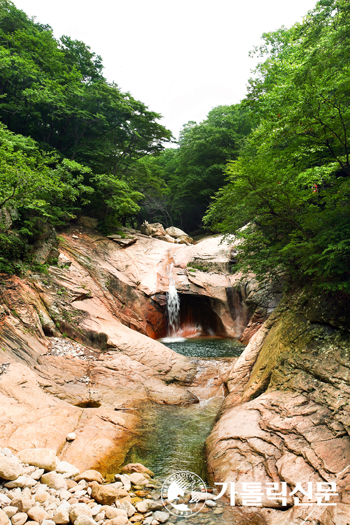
[124,337,244,480]
[123,337,245,523]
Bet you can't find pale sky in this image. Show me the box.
[14,0,318,141]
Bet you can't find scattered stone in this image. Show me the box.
[165,226,188,239]
[74,517,96,525]
[27,507,48,522]
[104,518,128,525]
[41,473,67,491]
[0,510,10,525]
[11,498,35,513]
[152,511,169,523]
[0,457,23,481]
[129,473,148,487]
[65,433,76,442]
[205,500,216,507]
[90,485,128,506]
[75,471,103,484]
[0,495,12,506]
[114,475,131,492]
[121,464,154,478]
[115,500,135,518]
[34,493,49,503]
[135,501,149,514]
[30,469,44,480]
[1,448,14,458]
[2,509,16,520]
[16,449,58,472]
[69,505,92,522]
[11,513,28,525]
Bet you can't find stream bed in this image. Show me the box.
[123,337,245,523]
[124,337,244,479]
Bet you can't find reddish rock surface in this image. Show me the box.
[0,228,246,475]
[206,294,350,524]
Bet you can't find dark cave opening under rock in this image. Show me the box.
[170,293,228,338]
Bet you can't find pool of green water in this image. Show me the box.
[124,337,245,480]
[161,336,245,359]
[123,397,223,481]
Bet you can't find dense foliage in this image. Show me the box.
[1,0,349,293]
[138,104,252,231]
[205,0,350,292]
[0,0,171,250]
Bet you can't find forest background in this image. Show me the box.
[0,0,349,293]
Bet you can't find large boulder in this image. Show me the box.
[140,222,165,237]
[16,449,58,471]
[165,226,187,238]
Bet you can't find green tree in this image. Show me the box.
[206,0,350,291]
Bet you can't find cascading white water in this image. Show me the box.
[167,283,180,335]
[166,263,180,336]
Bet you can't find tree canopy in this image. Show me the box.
[205,0,350,292]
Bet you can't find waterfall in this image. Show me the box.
[166,264,180,336]
[167,284,180,335]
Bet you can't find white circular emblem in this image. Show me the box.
[161,470,207,517]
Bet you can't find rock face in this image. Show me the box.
[206,291,350,524]
[0,228,244,474]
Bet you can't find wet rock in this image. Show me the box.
[90,484,128,506]
[0,457,23,481]
[151,512,169,523]
[121,464,154,478]
[129,473,148,486]
[16,450,58,472]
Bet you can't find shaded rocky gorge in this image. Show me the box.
[0,224,349,525]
